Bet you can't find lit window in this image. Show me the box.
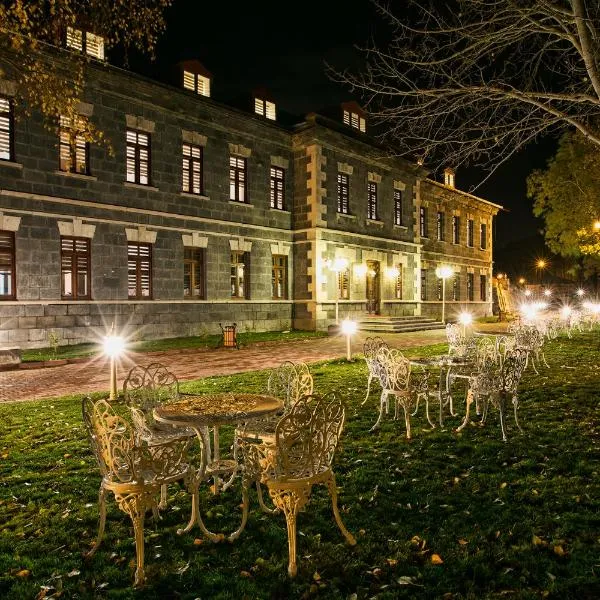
[183,70,210,97]
[255,98,276,120]
[0,97,14,161]
[231,251,249,299]
[272,255,288,299]
[337,173,350,214]
[394,190,403,226]
[66,27,104,60]
[421,268,427,301]
[182,143,203,195]
[452,273,460,301]
[229,156,247,202]
[128,243,152,299]
[480,275,487,301]
[270,166,284,210]
[0,231,15,299]
[338,268,350,300]
[420,206,428,237]
[395,264,403,299]
[61,237,90,299]
[452,215,460,244]
[367,182,378,220]
[480,223,487,249]
[467,272,474,301]
[183,247,206,299]
[343,110,366,132]
[126,130,150,185]
[467,219,474,247]
[66,27,83,52]
[59,115,88,174]
[437,211,445,241]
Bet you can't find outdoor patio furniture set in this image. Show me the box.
[82,361,355,586]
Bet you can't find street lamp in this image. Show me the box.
[341,318,357,361]
[435,265,454,324]
[458,311,473,336]
[103,330,125,400]
[328,257,349,325]
[536,259,548,286]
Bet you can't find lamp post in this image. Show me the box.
[536,259,547,286]
[103,328,125,400]
[435,265,453,324]
[458,312,473,337]
[329,257,349,325]
[341,318,357,361]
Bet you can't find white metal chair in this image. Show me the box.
[361,336,388,405]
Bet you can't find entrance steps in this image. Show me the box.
[356,316,446,333]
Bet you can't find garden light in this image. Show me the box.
[104,332,125,400]
[340,318,357,361]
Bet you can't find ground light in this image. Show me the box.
[435,265,454,324]
[103,332,126,400]
[341,318,357,361]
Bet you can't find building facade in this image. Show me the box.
[0,40,501,348]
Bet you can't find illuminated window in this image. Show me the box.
[394,190,403,226]
[437,277,443,301]
[272,255,288,299]
[467,272,474,301]
[0,231,15,299]
[270,166,285,210]
[480,275,487,301]
[337,173,350,214]
[231,250,249,298]
[420,206,428,237]
[254,98,276,120]
[395,264,403,299]
[126,130,150,185]
[182,143,203,195]
[61,237,90,299]
[183,70,210,97]
[229,156,247,202]
[66,27,104,60]
[343,110,366,132]
[421,268,427,301]
[437,211,445,241]
[467,219,474,247]
[452,273,460,301]
[183,247,206,299]
[367,182,378,220]
[452,215,460,244]
[59,115,88,174]
[338,268,350,300]
[480,223,487,249]
[0,97,14,161]
[128,243,152,299]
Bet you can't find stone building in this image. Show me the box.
[0,33,501,348]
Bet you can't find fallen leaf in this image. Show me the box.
[532,535,545,546]
[193,538,203,546]
[66,569,80,577]
[431,554,444,565]
[386,558,398,567]
[500,482,508,489]
[553,545,566,556]
[16,569,31,578]
[458,539,468,546]
[313,571,321,582]
[397,575,417,585]
[240,570,252,578]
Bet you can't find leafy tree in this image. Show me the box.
[0,0,174,148]
[332,0,600,180]
[528,130,600,274]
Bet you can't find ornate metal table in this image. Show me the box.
[154,392,282,542]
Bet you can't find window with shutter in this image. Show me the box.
[437,211,445,241]
[480,223,487,249]
[128,243,152,299]
[394,190,403,226]
[338,268,350,300]
[183,247,206,299]
[367,182,378,220]
[480,275,487,301]
[265,101,276,120]
[231,250,249,298]
[421,268,427,301]
[467,272,474,301]
[0,97,14,162]
[66,27,83,51]
[272,255,288,299]
[59,115,89,174]
[453,273,460,301]
[61,237,90,299]
[182,143,203,195]
[343,110,350,126]
[420,206,428,237]
[270,166,285,209]
[126,130,150,185]
[467,219,474,247]
[254,98,265,116]
[395,264,403,299]
[229,156,247,202]
[337,172,350,214]
[0,231,15,299]
[85,32,104,60]
[183,71,195,91]
[197,75,210,97]
[452,215,460,244]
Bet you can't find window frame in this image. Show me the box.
[65,27,104,60]
[0,96,15,162]
[127,242,152,300]
[420,268,427,301]
[452,215,460,244]
[0,230,16,300]
[338,268,350,300]
[395,264,403,299]
[271,254,288,299]
[420,206,428,238]
[480,274,487,301]
[183,71,210,97]
[126,129,151,186]
[182,143,203,195]
[183,247,206,299]
[367,181,378,220]
[436,211,445,241]
[467,272,474,301]
[270,166,285,210]
[59,115,89,175]
[393,189,403,226]
[229,156,247,203]
[60,236,91,300]
[480,223,488,249]
[231,250,250,299]
[467,219,474,247]
[337,172,350,214]
[452,273,460,301]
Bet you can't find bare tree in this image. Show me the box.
[331,0,600,181]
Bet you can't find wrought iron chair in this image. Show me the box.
[508,323,549,374]
[82,397,193,587]
[446,323,476,359]
[235,361,313,513]
[243,393,356,577]
[361,336,388,405]
[123,363,195,508]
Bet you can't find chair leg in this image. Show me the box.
[256,480,277,514]
[456,389,474,432]
[325,472,356,546]
[86,485,108,558]
[402,404,411,440]
[498,396,508,442]
[512,395,523,434]
[158,484,168,511]
[117,492,148,587]
[269,488,304,577]
[362,373,373,405]
[370,391,387,431]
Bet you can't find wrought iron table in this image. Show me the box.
[154,392,282,542]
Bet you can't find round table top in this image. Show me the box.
[410,354,474,367]
[153,393,282,427]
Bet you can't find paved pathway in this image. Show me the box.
[0,324,508,403]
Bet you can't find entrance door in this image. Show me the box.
[366,260,381,314]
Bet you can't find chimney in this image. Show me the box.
[444,167,455,188]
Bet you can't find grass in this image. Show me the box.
[1,333,599,598]
[21,330,327,362]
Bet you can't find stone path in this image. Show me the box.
[0,323,508,403]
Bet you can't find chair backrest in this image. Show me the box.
[446,323,475,358]
[499,349,527,394]
[510,324,543,351]
[267,361,313,411]
[123,362,179,416]
[475,336,499,367]
[376,347,411,392]
[363,336,388,372]
[82,397,137,484]
[274,393,345,479]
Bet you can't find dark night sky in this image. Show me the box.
[131,0,558,260]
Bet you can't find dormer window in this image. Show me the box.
[254,98,276,120]
[444,167,456,188]
[66,27,105,60]
[343,110,365,132]
[183,71,211,97]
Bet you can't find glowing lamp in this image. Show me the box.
[435,265,453,324]
[103,333,125,400]
[576,289,585,297]
[341,318,357,361]
[560,306,572,319]
[385,266,400,278]
[543,289,552,297]
[354,263,368,276]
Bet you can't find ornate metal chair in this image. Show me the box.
[361,336,388,405]
[508,323,549,374]
[82,397,193,587]
[446,323,476,359]
[243,393,356,577]
[235,361,313,512]
[123,363,195,508]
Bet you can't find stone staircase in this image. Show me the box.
[356,316,446,333]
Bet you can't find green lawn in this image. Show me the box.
[1,333,599,598]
